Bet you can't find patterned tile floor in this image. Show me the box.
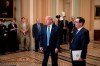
[0,42,100,66]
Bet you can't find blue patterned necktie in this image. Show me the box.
[47,26,50,46]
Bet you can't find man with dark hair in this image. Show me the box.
[71,17,90,66]
[77,17,85,24]
[68,16,76,47]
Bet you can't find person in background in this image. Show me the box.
[32,18,43,52]
[68,16,76,48]
[19,17,30,51]
[56,15,61,26]
[8,19,18,52]
[60,16,68,44]
[40,16,61,66]
[70,17,90,66]
[0,19,7,55]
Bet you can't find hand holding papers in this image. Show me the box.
[72,50,82,61]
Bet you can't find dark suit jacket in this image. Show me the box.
[32,23,43,39]
[71,28,90,59]
[40,24,61,52]
[8,23,17,38]
[60,20,68,30]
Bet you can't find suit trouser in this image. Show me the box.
[9,37,18,52]
[21,34,30,50]
[35,38,40,51]
[72,60,86,66]
[62,30,67,43]
[0,39,5,54]
[42,46,58,66]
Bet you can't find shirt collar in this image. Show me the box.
[77,27,83,31]
[48,23,52,28]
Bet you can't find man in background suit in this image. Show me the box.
[32,18,43,52]
[68,16,76,47]
[71,17,90,66]
[0,19,7,55]
[60,16,68,44]
[8,19,18,52]
[40,16,61,66]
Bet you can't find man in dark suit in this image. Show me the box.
[32,18,43,52]
[60,16,68,44]
[0,19,7,55]
[68,16,76,46]
[40,16,60,66]
[71,17,90,66]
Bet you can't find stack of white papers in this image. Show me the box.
[72,50,82,61]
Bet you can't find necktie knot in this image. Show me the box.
[75,29,78,35]
[47,26,50,33]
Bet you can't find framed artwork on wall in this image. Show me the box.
[95,5,100,19]
[0,0,16,20]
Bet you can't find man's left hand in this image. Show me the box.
[79,58,85,61]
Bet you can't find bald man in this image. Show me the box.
[32,18,43,52]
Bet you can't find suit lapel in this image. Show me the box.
[36,24,38,30]
[75,28,84,38]
[45,25,47,36]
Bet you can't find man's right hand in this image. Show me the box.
[23,30,26,35]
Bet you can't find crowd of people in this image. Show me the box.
[0,15,90,66]
[0,17,30,55]
[33,16,90,66]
